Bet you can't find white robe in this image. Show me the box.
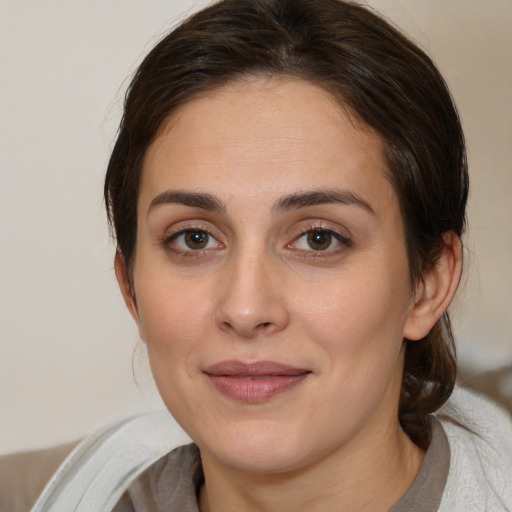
[29,387,512,512]
[438,387,512,511]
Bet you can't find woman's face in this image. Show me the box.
[123,77,420,473]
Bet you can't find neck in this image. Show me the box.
[198,421,425,512]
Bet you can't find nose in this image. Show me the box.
[214,249,290,338]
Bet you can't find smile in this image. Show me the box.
[203,360,312,403]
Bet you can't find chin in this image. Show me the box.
[196,418,317,474]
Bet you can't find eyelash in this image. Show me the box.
[289,226,351,256]
[161,225,351,258]
[162,226,223,257]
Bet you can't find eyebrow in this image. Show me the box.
[148,191,226,214]
[273,189,375,215]
[147,188,375,216]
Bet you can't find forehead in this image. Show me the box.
[139,77,396,216]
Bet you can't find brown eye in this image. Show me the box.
[184,230,209,249]
[307,230,333,251]
[291,228,349,254]
[165,229,221,253]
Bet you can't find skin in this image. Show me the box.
[116,77,462,511]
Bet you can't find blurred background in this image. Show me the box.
[1,0,511,454]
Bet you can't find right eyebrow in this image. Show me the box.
[273,189,375,216]
[147,191,226,215]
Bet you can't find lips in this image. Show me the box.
[203,360,311,402]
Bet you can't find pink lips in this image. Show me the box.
[203,360,311,402]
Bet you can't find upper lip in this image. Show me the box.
[203,360,311,377]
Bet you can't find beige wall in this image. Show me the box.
[1,0,510,453]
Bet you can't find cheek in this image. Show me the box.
[302,267,409,334]
[300,279,409,428]
[134,277,215,421]
[133,265,214,368]
[295,262,411,377]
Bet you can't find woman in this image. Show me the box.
[2,0,511,510]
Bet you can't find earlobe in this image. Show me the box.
[114,251,141,327]
[403,232,463,341]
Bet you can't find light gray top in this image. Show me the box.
[112,418,450,511]
[0,418,449,512]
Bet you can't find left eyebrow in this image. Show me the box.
[147,190,226,215]
[273,189,375,215]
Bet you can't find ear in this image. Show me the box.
[114,251,141,328]
[403,232,463,341]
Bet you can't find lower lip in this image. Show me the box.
[206,373,310,402]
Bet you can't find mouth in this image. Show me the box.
[203,360,312,403]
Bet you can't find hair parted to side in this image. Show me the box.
[105,0,468,448]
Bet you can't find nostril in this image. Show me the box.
[255,322,273,333]
[215,297,290,337]
[219,320,272,337]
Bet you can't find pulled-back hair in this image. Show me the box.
[105,0,469,448]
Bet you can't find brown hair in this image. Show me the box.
[105,0,469,448]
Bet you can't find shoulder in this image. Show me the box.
[123,443,202,511]
[437,386,512,511]
[0,441,79,512]
[26,410,191,512]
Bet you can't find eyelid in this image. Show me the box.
[286,223,352,254]
[161,223,224,256]
[158,219,351,259]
